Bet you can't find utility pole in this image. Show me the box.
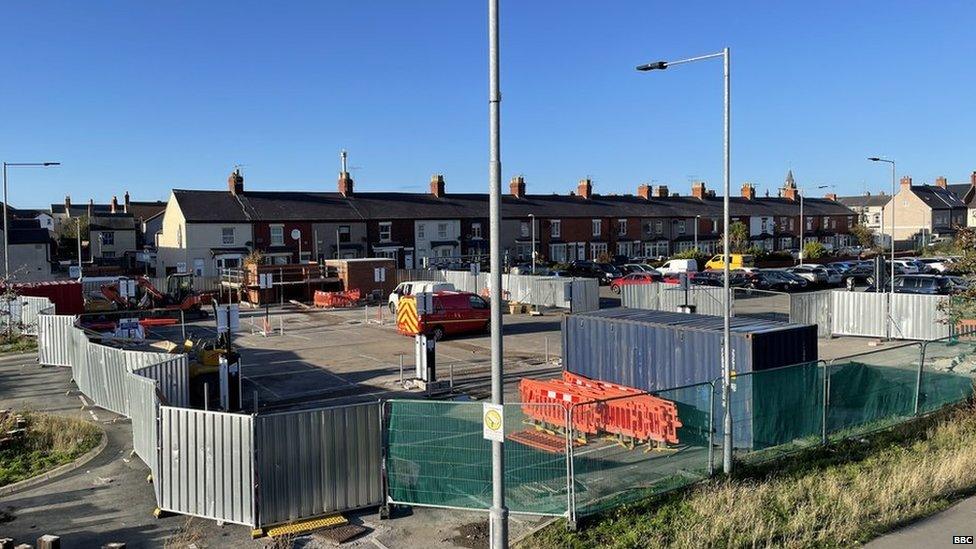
[487,0,508,546]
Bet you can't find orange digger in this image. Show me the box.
[99,273,213,318]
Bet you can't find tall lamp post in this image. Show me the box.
[528,213,536,275]
[486,0,507,546]
[638,48,732,474]
[868,157,896,338]
[2,162,60,278]
[694,215,700,251]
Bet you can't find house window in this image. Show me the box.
[520,221,530,237]
[417,223,425,239]
[549,243,567,263]
[550,220,561,238]
[592,219,602,237]
[617,219,627,236]
[677,220,686,234]
[338,225,351,243]
[437,223,448,239]
[102,251,115,258]
[590,242,607,260]
[270,224,284,246]
[101,231,115,246]
[822,216,830,226]
[655,220,663,234]
[788,218,795,230]
[221,227,235,245]
[760,218,768,233]
[379,222,392,242]
[806,217,813,230]
[472,223,482,238]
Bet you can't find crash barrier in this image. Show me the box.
[0,295,54,336]
[395,269,600,313]
[384,336,975,524]
[620,282,728,317]
[36,309,384,529]
[313,288,362,308]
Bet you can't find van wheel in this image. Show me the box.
[431,326,445,341]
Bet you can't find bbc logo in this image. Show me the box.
[954,536,974,544]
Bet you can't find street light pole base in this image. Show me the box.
[489,505,509,548]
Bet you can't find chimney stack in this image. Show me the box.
[935,176,947,189]
[825,193,837,201]
[741,182,755,200]
[691,181,707,200]
[228,169,244,195]
[88,198,94,218]
[64,195,71,215]
[509,175,526,198]
[971,171,976,187]
[783,186,798,201]
[637,184,651,200]
[338,171,354,197]
[577,178,592,199]
[124,191,130,213]
[900,176,912,190]
[430,174,446,197]
[652,185,669,198]
[111,196,119,213]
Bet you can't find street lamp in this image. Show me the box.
[638,48,732,474]
[868,157,896,339]
[694,215,700,251]
[2,162,60,279]
[528,213,536,275]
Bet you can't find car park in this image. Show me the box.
[389,280,457,313]
[609,272,660,294]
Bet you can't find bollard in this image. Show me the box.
[364,304,369,324]
[398,354,404,385]
[279,317,284,336]
[37,535,61,549]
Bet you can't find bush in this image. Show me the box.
[803,241,827,260]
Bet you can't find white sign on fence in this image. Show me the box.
[216,304,241,333]
[482,403,504,442]
[258,273,273,289]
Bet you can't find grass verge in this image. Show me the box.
[0,411,102,487]
[523,402,976,548]
[0,334,37,354]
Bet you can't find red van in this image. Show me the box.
[396,291,490,340]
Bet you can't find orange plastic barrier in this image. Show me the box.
[518,372,683,446]
[313,289,362,308]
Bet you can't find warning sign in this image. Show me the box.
[483,403,504,442]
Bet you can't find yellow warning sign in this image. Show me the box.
[483,403,504,442]
[397,297,419,335]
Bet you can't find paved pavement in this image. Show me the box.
[866,497,976,548]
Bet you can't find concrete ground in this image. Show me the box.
[0,291,933,548]
[866,497,976,548]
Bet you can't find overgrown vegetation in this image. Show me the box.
[0,333,37,354]
[802,241,827,260]
[524,403,976,549]
[850,222,876,250]
[0,411,101,487]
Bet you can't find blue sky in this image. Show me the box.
[3,1,975,208]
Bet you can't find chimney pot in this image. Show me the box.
[637,184,651,199]
[87,198,94,218]
[825,193,837,201]
[509,175,526,199]
[741,182,755,200]
[64,195,71,215]
[691,181,707,200]
[935,176,947,189]
[430,174,446,198]
[228,169,244,195]
[577,178,592,199]
[652,185,669,198]
[124,191,131,213]
[111,196,119,214]
[900,176,912,190]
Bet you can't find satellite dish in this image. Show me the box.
[291,229,301,240]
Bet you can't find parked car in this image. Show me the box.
[658,258,698,276]
[890,259,920,274]
[740,270,800,291]
[917,257,950,273]
[567,261,619,285]
[787,266,827,285]
[822,266,844,286]
[866,275,957,296]
[774,270,810,290]
[389,280,457,313]
[704,253,754,271]
[609,272,660,294]
[691,271,723,287]
[621,263,658,275]
[395,291,490,340]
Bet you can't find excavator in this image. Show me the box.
[100,273,213,318]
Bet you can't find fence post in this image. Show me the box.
[821,361,829,445]
[544,336,549,363]
[398,354,404,385]
[707,379,715,476]
[914,343,926,416]
[566,403,577,531]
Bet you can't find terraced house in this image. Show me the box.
[155,168,858,274]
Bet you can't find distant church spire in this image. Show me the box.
[785,169,796,188]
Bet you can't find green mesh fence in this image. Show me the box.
[571,382,714,518]
[919,337,976,415]
[384,400,569,516]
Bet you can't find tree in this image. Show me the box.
[725,221,750,253]
[850,223,875,250]
[803,241,826,260]
[55,215,90,241]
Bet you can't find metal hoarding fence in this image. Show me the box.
[621,282,726,317]
[133,356,191,408]
[254,402,384,527]
[732,288,791,323]
[790,290,832,338]
[830,291,950,341]
[37,311,75,367]
[831,291,888,338]
[384,400,570,517]
[126,369,161,498]
[157,406,256,527]
[889,293,951,341]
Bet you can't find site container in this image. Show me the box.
[6,280,84,314]
[562,308,817,392]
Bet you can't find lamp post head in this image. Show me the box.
[43,162,61,166]
[636,61,668,71]
[868,157,881,162]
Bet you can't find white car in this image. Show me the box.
[787,266,827,284]
[917,257,949,273]
[890,260,920,274]
[388,280,456,313]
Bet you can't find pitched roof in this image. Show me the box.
[911,185,967,210]
[836,194,891,208]
[946,183,973,203]
[126,201,167,222]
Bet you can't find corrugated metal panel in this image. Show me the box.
[135,357,190,407]
[85,343,131,415]
[254,402,383,527]
[158,406,256,527]
[890,293,950,341]
[621,283,726,317]
[37,313,76,366]
[570,279,600,313]
[127,371,160,493]
[832,291,888,338]
[562,309,818,391]
[790,291,832,338]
